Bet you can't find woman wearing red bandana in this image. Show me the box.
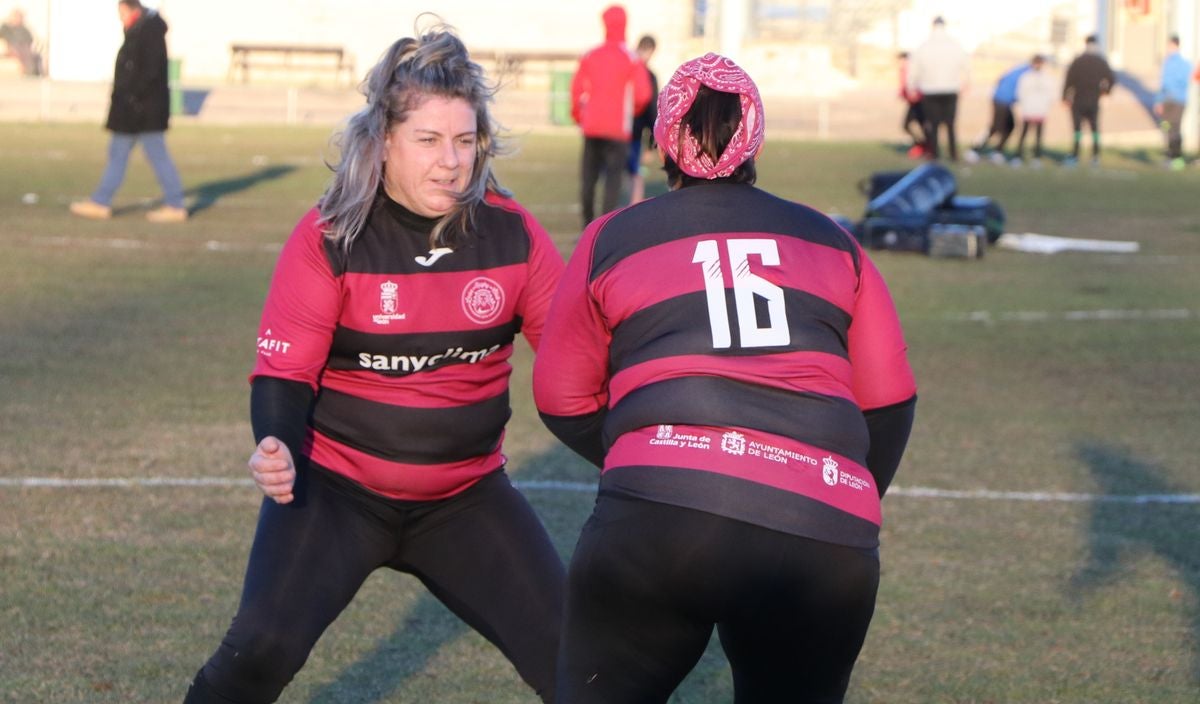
[534,53,917,703]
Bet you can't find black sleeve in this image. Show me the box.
[1062,62,1075,100]
[249,376,315,460]
[864,395,916,498]
[538,409,608,468]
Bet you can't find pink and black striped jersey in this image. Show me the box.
[253,192,564,500]
[534,183,916,547]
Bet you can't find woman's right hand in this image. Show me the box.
[248,436,296,504]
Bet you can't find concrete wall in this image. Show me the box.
[26,1,1101,84]
[14,0,1191,131]
[34,0,692,84]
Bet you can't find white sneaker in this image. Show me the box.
[146,205,189,223]
[963,149,980,164]
[989,151,1007,165]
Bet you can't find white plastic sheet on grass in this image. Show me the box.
[997,232,1140,254]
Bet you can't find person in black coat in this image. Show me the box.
[71,0,186,222]
[1061,34,1116,167]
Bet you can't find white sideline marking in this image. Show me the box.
[886,487,1200,504]
[1,476,254,488]
[948,308,1194,323]
[1,477,1197,504]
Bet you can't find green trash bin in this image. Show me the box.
[168,58,183,116]
[549,70,572,126]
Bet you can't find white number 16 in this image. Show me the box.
[692,239,789,349]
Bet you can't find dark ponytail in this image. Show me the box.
[662,86,757,189]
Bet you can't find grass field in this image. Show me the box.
[1,121,1198,703]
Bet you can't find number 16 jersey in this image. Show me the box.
[533,183,916,548]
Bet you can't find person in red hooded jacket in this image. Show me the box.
[570,4,652,227]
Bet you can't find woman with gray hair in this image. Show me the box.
[183,22,566,703]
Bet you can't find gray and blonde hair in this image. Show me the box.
[319,19,506,252]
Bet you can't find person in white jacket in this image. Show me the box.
[1013,54,1056,166]
[906,16,970,161]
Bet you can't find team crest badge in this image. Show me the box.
[372,280,406,325]
[462,277,505,324]
[380,280,399,314]
[720,431,746,456]
[822,456,840,487]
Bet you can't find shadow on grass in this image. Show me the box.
[182,89,211,116]
[306,451,574,703]
[307,590,470,704]
[186,165,298,217]
[1111,145,1164,167]
[108,165,298,218]
[1109,72,1165,166]
[1115,71,1158,122]
[1071,440,1200,682]
[304,445,733,702]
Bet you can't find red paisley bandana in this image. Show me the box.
[652,53,765,179]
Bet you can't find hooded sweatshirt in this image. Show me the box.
[1016,65,1056,120]
[907,24,969,97]
[570,5,652,140]
[106,9,171,134]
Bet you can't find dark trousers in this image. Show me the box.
[1070,102,1101,158]
[1160,101,1185,159]
[920,93,959,160]
[1017,119,1045,159]
[184,467,564,703]
[580,137,627,226]
[902,101,925,145]
[981,100,1016,152]
[557,495,880,704]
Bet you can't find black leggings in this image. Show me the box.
[1017,120,1045,159]
[557,495,880,704]
[185,466,565,703]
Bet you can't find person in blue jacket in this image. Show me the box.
[1153,35,1193,170]
[970,61,1029,165]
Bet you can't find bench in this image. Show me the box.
[228,44,355,85]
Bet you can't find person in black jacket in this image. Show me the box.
[626,34,658,204]
[71,0,186,222]
[1061,34,1116,167]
